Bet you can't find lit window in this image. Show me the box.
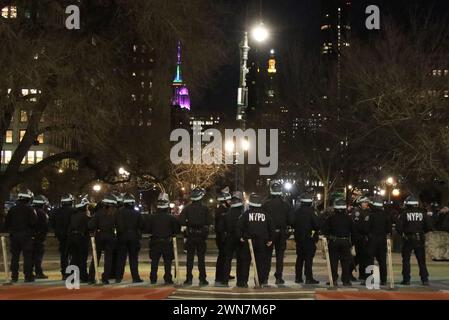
[131,94,136,101]
[1,6,17,18]
[36,151,44,162]
[27,151,35,164]
[22,89,29,96]
[19,130,26,141]
[37,134,44,144]
[5,130,13,143]
[21,156,26,164]
[4,151,12,164]
[20,110,27,122]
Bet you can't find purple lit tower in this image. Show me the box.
[171,41,191,110]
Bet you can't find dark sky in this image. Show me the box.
[195,0,449,116]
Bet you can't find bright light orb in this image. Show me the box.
[379,189,386,196]
[386,177,394,185]
[93,184,102,192]
[252,23,269,42]
[284,182,293,191]
[225,140,235,153]
[242,139,250,151]
[392,189,400,197]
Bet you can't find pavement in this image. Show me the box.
[0,245,448,300]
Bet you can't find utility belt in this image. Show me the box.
[403,233,424,241]
[329,235,351,242]
[95,229,117,237]
[187,226,208,237]
[150,236,172,243]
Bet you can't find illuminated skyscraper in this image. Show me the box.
[171,41,191,110]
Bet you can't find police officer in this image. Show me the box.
[50,194,76,280]
[323,198,354,286]
[237,193,274,288]
[148,193,181,284]
[5,190,37,282]
[214,187,232,285]
[262,182,292,285]
[110,193,124,281]
[180,188,212,286]
[364,197,392,286]
[219,191,245,287]
[290,193,320,284]
[88,194,118,284]
[352,197,371,284]
[115,193,144,283]
[396,196,431,285]
[31,195,49,279]
[67,198,91,282]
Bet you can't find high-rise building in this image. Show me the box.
[171,41,191,111]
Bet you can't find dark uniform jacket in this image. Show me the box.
[262,196,291,231]
[322,211,354,239]
[214,204,228,241]
[50,205,75,240]
[68,209,90,238]
[219,206,244,239]
[5,202,37,236]
[34,207,49,241]
[365,208,392,237]
[289,206,321,241]
[180,201,212,236]
[147,208,181,238]
[88,207,117,239]
[352,208,370,243]
[116,206,144,241]
[237,207,274,241]
[396,207,432,236]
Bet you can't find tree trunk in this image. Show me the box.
[323,184,329,210]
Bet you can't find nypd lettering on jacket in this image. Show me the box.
[248,212,266,222]
[406,212,423,222]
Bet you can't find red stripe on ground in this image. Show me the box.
[0,286,175,300]
[315,291,449,300]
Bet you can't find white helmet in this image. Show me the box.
[75,198,90,209]
[61,194,75,204]
[157,193,170,209]
[18,189,34,200]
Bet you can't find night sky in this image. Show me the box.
[196,0,448,117]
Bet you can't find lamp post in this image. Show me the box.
[235,22,269,192]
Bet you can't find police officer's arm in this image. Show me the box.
[171,215,181,235]
[4,209,12,232]
[236,211,247,241]
[179,207,188,226]
[266,213,275,245]
[146,214,153,235]
[206,207,213,226]
[87,212,98,231]
[386,213,393,236]
[423,210,433,233]
[28,207,38,229]
[395,212,405,235]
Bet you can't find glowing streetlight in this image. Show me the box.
[252,22,269,42]
[242,139,250,151]
[209,198,214,203]
[379,189,386,196]
[386,177,394,185]
[58,168,63,174]
[348,185,353,190]
[93,184,102,192]
[118,167,126,175]
[317,193,322,201]
[284,182,293,191]
[392,188,400,197]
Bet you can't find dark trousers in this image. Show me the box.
[295,239,316,280]
[268,231,286,279]
[150,238,174,282]
[222,236,240,283]
[89,237,115,282]
[402,238,429,282]
[185,236,207,281]
[367,236,387,283]
[329,239,352,284]
[353,240,370,280]
[215,235,226,282]
[239,238,271,285]
[67,235,89,281]
[57,237,69,276]
[10,233,33,280]
[32,237,46,275]
[116,239,141,281]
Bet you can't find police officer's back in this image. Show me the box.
[31,195,49,279]
[5,190,37,282]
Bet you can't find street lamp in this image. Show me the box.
[386,177,394,186]
[251,22,269,42]
[93,183,102,192]
[284,182,293,191]
[225,140,235,153]
[392,188,400,197]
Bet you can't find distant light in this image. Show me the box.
[58,168,63,174]
[379,189,386,196]
[209,198,214,203]
[93,184,101,192]
[270,49,275,54]
[392,189,400,197]
[225,140,235,153]
[284,182,293,191]
[386,177,394,185]
[252,23,269,42]
[118,167,125,175]
[242,139,250,151]
[179,205,184,211]
[317,193,322,201]
[169,203,175,209]
[134,206,140,211]
[348,185,353,190]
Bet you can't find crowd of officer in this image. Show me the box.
[3,183,447,287]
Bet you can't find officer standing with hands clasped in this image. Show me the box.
[67,197,91,282]
[31,195,49,279]
[180,188,212,286]
[115,193,144,283]
[352,197,371,284]
[323,198,354,286]
[5,190,37,283]
[214,187,232,285]
[396,196,431,286]
[50,194,76,280]
[219,191,245,287]
[237,193,274,288]
[262,182,292,285]
[365,196,392,286]
[290,193,320,284]
[148,193,180,285]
